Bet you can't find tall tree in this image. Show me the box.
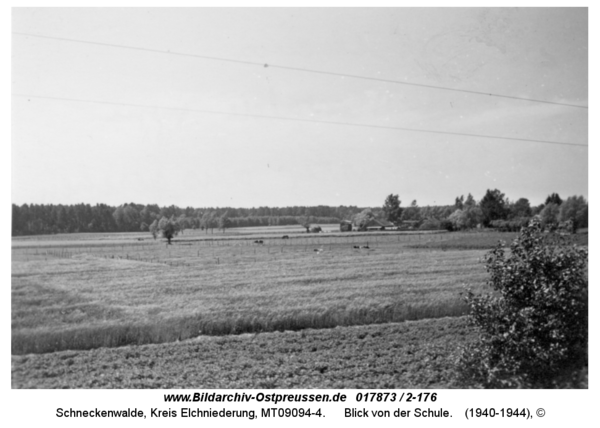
[559,196,588,232]
[382,194,402,224]
[480,189,508,227]
[454,195,464,210]
[545,193,563,206]
[158,216,176,244]
[448,209,465,230]
[464,193,477,208]
[401,200,421,222]
[353,208,375,231]
[298,215,312,233]
[509,197,532,219]
[539,203,560,229]
[448,206,482,230]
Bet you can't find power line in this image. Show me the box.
[13,31,588,110]
[13,93,587,148]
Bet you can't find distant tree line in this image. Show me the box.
[11,203,362,236]
[11,191,588,237]
[375,191,587,233]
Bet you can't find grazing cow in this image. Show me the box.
[254,240,264,244]
[282,235,289,239]
[361,245,370,249]
[353,245,360,249]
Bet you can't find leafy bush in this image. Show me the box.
[457,218,588,388]
[489,217,530,232]
[419,218,441,230]
[440,219,454,232]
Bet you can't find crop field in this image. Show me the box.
[12,230,487,354]
[12,316,475,389]
[12,228,547,388]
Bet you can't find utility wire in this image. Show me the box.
[13,31,588,110]
[13,94,587,148]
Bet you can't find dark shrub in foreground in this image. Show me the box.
[457,219,588,388]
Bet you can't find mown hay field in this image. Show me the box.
[12,230,488,355]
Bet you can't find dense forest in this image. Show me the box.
[11,203,361,236]
[11,190,588,237]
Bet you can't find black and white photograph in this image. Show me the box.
[9,4,590,415]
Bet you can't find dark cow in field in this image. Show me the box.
[282,235,289,239]
[254,240,264,244]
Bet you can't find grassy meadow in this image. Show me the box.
[12,228,490,354]
[14,227,567,388]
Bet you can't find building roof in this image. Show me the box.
[365,219,396,228]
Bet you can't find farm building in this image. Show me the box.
[339,220,353,232]
[363,219,396,231]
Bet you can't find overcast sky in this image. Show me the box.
[11,7,588,208]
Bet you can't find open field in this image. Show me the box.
[10,224,342,247]
[12,316,475,389]
[11,226,586,251]
[12,230,487,354]
[13,228,586,388]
